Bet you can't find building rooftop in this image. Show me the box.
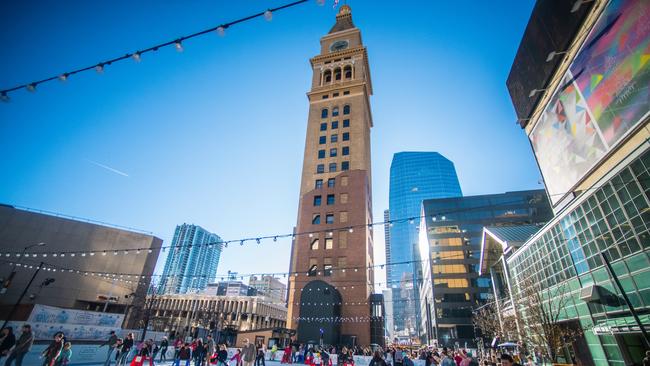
[329,5,355,34]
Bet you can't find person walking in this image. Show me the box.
[99,331,119,366]
[255,343,266,366]
[3,324,33,366]
[159,337,169,362]
[242,339,256,366]
[230,348,242,366]
[41,332,64,366]
[0,327,16,363]
[54,342,72,366]
[368,350,386,366]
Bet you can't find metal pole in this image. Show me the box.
[1,262,43,330]
[599,251,650,348]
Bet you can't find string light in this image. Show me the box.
[0,0,311,101]
[58,74,68,82]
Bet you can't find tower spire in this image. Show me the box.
[329,5,355,34]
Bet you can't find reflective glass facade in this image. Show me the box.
[508,147,650,365]
[158,224,223,294]
[388,152,462,338]
[419,190,552,347]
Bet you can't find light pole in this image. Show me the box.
[1,242,46,294]
[1,262,44,330]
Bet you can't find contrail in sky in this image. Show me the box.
[85,159,129,177]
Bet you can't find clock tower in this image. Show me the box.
[287,5,377,346]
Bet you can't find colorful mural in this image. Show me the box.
[531,0,650,205]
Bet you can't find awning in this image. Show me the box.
[593,314,650,335]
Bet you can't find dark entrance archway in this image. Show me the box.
[297,280,342,345]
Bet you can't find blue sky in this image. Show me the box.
[0,0,539,288]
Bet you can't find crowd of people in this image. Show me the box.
[0,325,71,366]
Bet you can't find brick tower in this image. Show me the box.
[287,5,375,346]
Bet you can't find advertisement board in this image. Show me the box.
[530,0,650,205]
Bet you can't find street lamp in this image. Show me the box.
[2,242,46,294]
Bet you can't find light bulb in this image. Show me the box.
[264,10,273,21]
[132,52,142,62]
[216,26,226,37]
[26,83,37,92]
[102,251,107,256]
[175,41,183,52]
[58,74,68,82]
[348,228,354,233]
[0,91,9,102]
[95,64,104,74]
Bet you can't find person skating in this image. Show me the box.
[41,332,64,366]
[255,342,266,366]
[54,342,72,366]
[99,331,119,366]
[3,324,33,366]
[0,327,16,363]
[117,333,134,366]
[159,337,169,362]
[242,339,257,366]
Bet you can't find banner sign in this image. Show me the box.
[28,304,125,327]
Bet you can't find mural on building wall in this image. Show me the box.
[531,0,650,205]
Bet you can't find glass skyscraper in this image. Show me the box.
[388,152,462,339]
[158,224,223,294]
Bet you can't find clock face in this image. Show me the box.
[330,40,349,52]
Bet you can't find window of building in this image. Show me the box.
[329,163,337,172]
[331,121,338,129]
[321,108,328,118]
[344,65,352,79]
[340,211,348,223]
[319,136,326,144]
[316,164,324,174]
[333,92,339,97]
[342,161,350,171]
[310,239,319,250]
[343,91,350,95]
[308,259,318,276]
[331,134,338,143]
[343,119,350,127]
[330,148,337,157]
[322,95,328,99]
[332,107,339,117]
[315,179,323,189]
[328,178,335,188]
[342,132,349,141]
[342,146,349,156]
[318,150,325,159]
[325,238,333,250]
[312,215,321,224]
[341,176,348,186]
[327,194,335,205]
[324,70,332,83]
[336,233,348,252]
[324,258,333,276]
[343,105,350,115]
[338,257,347,275]
[341,193,349,204]
[314,195,322,206]
[326,214,334,224]
[334,68,341,81]
[320,123,327,131]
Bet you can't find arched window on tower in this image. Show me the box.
[324,70,332,83]
[344,65,352,79]
[332,107,339,117]
[334,67,342,81]
[343,105,350,115]
[321,108,328,119]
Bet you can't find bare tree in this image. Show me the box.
[513,277,581,362]
[473,297,519,342]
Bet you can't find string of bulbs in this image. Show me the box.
[0,0,315,102]
[0,196,550,258]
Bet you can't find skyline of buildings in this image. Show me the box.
[157,223,223,295]
[387,151,463,340]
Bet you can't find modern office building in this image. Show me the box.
[505,0,650,363]
[287,5,377,346]
[249,275,287,303]
[0,204,162,328]
[158,224,222,295]
[388,152,462,339]
[418,190,552,347]
[202,281,257,297]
